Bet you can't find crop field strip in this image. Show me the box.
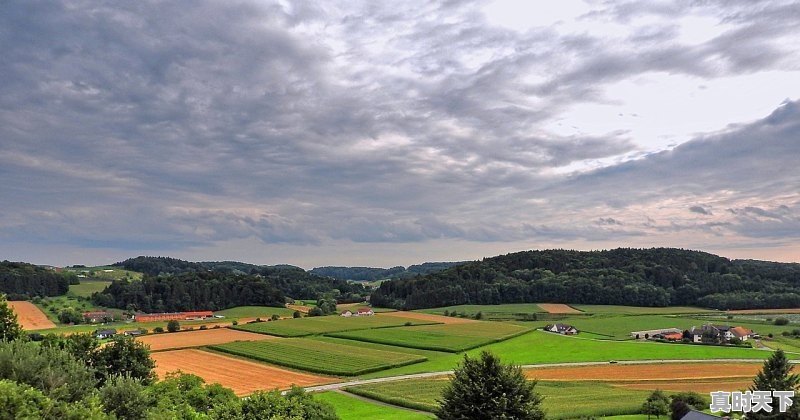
[136,328,276,351]
[232,314,440,337]
[151,349,334,395]
[326,321,531,352]
[8,301,56,330]
[209,338,428,376]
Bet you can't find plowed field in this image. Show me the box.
[381,311,473,324]
[524,362,761,382]
[8,301,56,330]
[537,303,582,314]
[138,328,275,351]
[151,349,333,395]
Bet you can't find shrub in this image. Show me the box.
[231,320,238,326]
[775,318,790,326]
[166,320,180,333]
[153,327,164,333]
[271,314,280,321]
[293,311,302,318]
[199,325,207,330]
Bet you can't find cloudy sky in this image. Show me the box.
[2,0,799,268]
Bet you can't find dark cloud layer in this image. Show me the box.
[1,0,799,265]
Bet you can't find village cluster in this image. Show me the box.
[544,322,758,345]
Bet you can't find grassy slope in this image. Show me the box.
[68,280,113,297]
[346,379,651,419]
[314,391,432,420]
[418,303,545,316]
[215,306,296,318]
[573,305,715,314]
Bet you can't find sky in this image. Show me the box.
[1,0,799,268]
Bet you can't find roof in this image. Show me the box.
[663,332,683,340]
[680,409,720,420]
[731,326,753,338]
[631,328,681,335]
[95,329,117,334]
[83,311,113,316]
[357,308,373,312]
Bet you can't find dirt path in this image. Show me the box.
[152,349,335,395]
[301,359,776,393]
[8,301,56,330]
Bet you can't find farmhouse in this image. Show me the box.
[731,326,754,341]
[688,324,755,343]
[544,323,578,335]
[630,328,681,340]
[340,310,353,317]
[95,328,117,339]
[356,308,374,316]
[122,329,144,337]
[134,311,214,323]
[83,311,114,323]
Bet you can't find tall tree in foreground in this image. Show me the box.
[642,390,669,419]
[749,349,800,420]
[437,351,544,420]
[0,294,23,342]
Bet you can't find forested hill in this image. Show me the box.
[370,248,800,310]
[309,262,464,282]
[99,257,369,312]
[113,256,263,276]
[0,261,70,299]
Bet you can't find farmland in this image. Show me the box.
[418,303,545,320]
[8,301,56,330]
[151,349,333,395]
[137,328,275,351]
[537,303,582,314]
[379,311,477,324]
[328,322,530,352]
[233,314,438,337]
[573,305,715,314]
[315,391,433,420]
[210,338,427,375]
[68,279,112,297]
[214,305,296,319]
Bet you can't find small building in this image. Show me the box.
[630,328,682,340]
[356,308,374,316]
[680,409,723,420]
[122,330,144,337]
[340,310,353,317]
[134,311,214,323]
[731,326,754,341]
[83,311,114,323]
[544,324,578,335]
[95,329,117,339]
[662,332,684,341]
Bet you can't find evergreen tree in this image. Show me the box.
[749,349,800,419]
[437,351,544,420]
[0,295,23,342]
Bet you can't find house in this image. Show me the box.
[630,328,682,340]
[680,409,724,420]
[662,332,683,341]
[134,311,214,323]
[544,324,579,335]
[83,311,114,323]
[94,329,117,339]
[340,310,353,317]
[356,308,374,316]
[730,326,754,341]
[122,330,144,337]
[714,325,734,341]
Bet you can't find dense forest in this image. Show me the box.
[97,257,369,312]
[0,261,69,299]
[310,262,464,281]
[371,248,800,310]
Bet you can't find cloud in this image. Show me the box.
[0,0,799,266]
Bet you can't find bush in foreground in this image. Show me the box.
[437,351,544,420]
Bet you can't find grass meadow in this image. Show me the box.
[214,306,297,319]
[209,338,427,376]
[314,391,433,420]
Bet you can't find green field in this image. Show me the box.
[329,322,530,352]
[68,280,112,297]
[209,338,427,376]
[34,294,122,324]
[214,306,297,319]
[232,315,439,337]
[345,379,651,418]
[314,391,433,420]
[572,305,715,314]
[344,330,772,379]
[418,304,545,320]
[65,266,142,281]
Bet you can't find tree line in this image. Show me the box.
[310,262,463,282]
[93,266,369,313]
[0,261,69,299]
[371,248,800,310]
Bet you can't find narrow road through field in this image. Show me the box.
[301,358,786,393]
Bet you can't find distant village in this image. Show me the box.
[544,323,758,346]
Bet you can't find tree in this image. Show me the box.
[437,351,544,420]
[166,320,180,333]
[293,310,302,318]
[58,308,83,325]
[669,392,706,420]
[98,375,154,420]
[209,386,338,419]
[92,336,155,385]
[749,349,800,419]
[0,295,23,342]
[642,390,669,419]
